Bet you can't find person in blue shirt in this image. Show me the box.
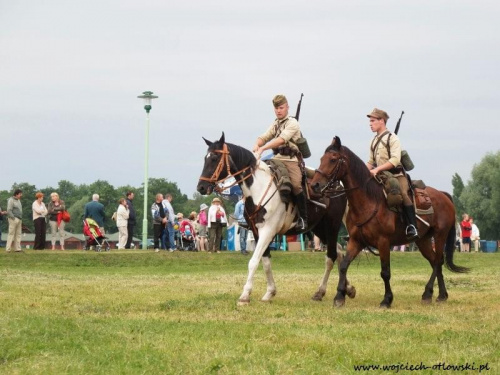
[234,196,249,255]
[84,194,106,233]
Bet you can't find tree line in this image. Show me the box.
[452,150,500,240]
[0,178,236,237]
[3,150,499,241]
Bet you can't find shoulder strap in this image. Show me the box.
[370,130,390,162]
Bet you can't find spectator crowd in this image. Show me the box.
[1,188,249,254]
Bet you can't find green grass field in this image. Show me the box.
[0,249,498,374]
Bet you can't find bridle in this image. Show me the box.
[198,143,277,236]
[198,144,253,193]
[314,153,350,195]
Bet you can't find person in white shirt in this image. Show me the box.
[32,192,48,250]
[207,197,227,253]
[470,217,480,253]
[116,198,130,249]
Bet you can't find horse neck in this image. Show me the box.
[340,166,378,214]
[240,162,274,199]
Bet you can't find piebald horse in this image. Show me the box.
[197,133,355,305]
[310,136,469,308]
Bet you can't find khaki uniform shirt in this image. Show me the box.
[258,116,301,162]
[368,131,402,172]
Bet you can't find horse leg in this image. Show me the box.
[416,238,437,304]
[312,256,334,301]
[379,248,393,308]
[238,229,276,305]
[434,236,449,302]
[333,245,359,308]
[261,253,277,302]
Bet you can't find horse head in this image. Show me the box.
[197,132,228,195]
[310,136,347,195]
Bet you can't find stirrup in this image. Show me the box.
[295,217,307,231]
[406,225,418,239]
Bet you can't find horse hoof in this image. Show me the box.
[311,292,325,301]
[379,303,391,309]
[237,299,250,306]
[436,296,448,303]
[333,299,345,308]
[421,298,432,305]
[346,286,356,299]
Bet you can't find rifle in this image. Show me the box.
[394,110,404,135]
[294,93,304,121]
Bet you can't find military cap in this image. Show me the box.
[272,94,288,108]
[367,108,389,121]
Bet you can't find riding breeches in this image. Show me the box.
[397,175,412,206]
[281,160,303,195]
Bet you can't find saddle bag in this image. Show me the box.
[376,171,403,209]
[414,188,432,210]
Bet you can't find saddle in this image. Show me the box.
[375,172,434,215]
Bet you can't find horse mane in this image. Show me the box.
[326,144,384,201]
[226,142,257,169]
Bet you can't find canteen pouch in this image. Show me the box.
[296,137,311,159]
[401,150,414,171]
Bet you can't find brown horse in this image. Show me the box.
[310,136,469,308]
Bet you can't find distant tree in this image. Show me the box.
[451,173,465,219]
[460,151,500,240]
[65,196,88,233]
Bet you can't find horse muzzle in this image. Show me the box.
[197,181,214,195]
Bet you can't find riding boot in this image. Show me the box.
[294,192,308,232]
[402,205,418,240]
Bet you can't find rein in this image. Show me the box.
[199,143,278,235]
[315,155,360,196]
[198,144,254,193]
[316,150,381,253]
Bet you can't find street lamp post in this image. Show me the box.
[137,91,158,250]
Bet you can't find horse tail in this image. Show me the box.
[442,192,470,273]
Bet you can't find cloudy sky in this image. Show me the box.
[1,0,499,197]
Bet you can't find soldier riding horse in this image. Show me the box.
[311,137,469,308]
[197,133,355,305]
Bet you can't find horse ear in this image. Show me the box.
[203,137,212,147]
[219,132,225,145]
[332,136,342,150]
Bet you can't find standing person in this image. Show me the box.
[470,217,480,253]
[253,94,308,231]
[32,192,48,250]
[234,196,249,255]
[163,194,177,251]
[0,205,8,246]
[6,189,23,252]
[207,197,227,253]
[151,193,168,252]
[116,198,129,250]
[125,191,136,249]
[460,213,472,252]
[197,203,209,252]
[366,108,418,240]
[47,192,66,250]
[84,194,106,234]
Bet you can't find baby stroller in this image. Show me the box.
[83,218,110,252]
[179,219,197,251]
